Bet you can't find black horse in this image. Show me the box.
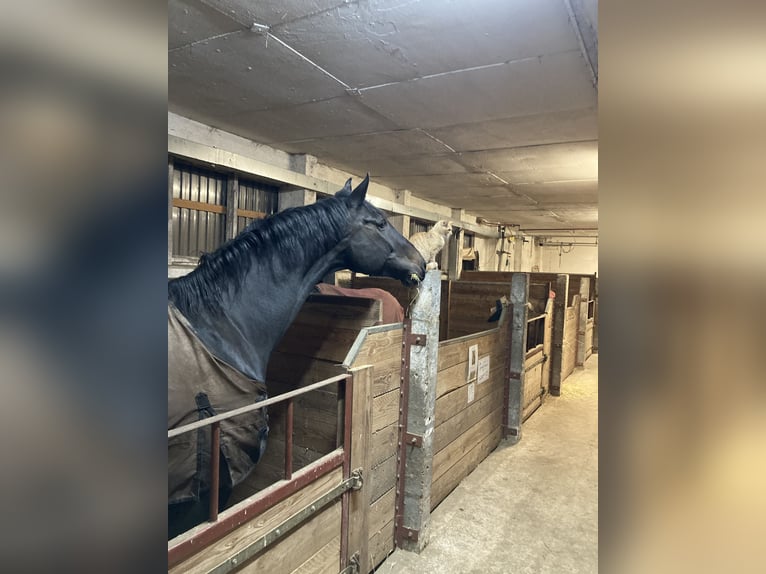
[167,176,425,538]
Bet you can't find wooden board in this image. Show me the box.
[432,407,502,482]
[372,388,400,433]
[430,426,502,510]
[170,467,343,574]
[236,502,341,573]
[435,372,503,426]
[433,385,504,454]
[368,487,396,557]
[291,535,340,574]
[370,425,397,470]
[447,281,510,339]
[368,519,395,571]
[345,325,402,566]
[562,306,578,381]
[437,329,507,373]
[369,454,397,503]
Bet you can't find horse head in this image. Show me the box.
[337,175,426,286]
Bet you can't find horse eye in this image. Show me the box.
[364,218,387,229]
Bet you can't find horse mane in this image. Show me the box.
[168,194,351,315]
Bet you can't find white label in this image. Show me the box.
[478,355,490,383]
[467,344,478,382]
[467,383,475,403]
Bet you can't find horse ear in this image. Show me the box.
[348,174,369,207]
[340,178,352,194]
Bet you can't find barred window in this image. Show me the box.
[171,161,227,258]
[170,158,280,260]
[237,178,278,231]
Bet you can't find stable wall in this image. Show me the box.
[539,243,598,274]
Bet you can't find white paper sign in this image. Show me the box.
[478,355,490,383]
[467,344,478,382]
[467,382,475,403]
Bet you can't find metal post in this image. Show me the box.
[284,399,294,480]
[550,274,569,395]
[209,422,221,522]
[397,270,440,552]
[506,273,529,443]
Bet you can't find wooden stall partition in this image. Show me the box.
[562,298,579,381]
[446,281,510,339]
[431,321,509,510]
[351,274,451,337]
[228,295,382,498]
[342,323,405,571]
[169,467,345,574]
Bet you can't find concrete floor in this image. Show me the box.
[379,355,598,574]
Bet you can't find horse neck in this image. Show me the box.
[200,239,347,382]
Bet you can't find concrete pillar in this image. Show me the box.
[549,274,569,395]
[506,273,529,442]
[512,233,524,271]
[398,270,441,552]
[278,188,315,210]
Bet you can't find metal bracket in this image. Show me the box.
[349,468,364,490]
[404,432,423,447]
[339,552,360,574]
[509,371,521,380]
[408,333,427,346]
[207,470,363,574]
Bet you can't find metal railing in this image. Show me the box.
[168,372,354,568]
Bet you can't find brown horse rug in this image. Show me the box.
[168,304,268,505]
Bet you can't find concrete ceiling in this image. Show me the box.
[169,0,598,232]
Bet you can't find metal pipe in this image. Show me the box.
[340,375,354,569]
[209,422,221,522]
[169,373,350,439]
[284,399,294,480]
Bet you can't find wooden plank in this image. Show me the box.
[347,328,403,372]
[430,427,502,510]
[236,208,267,220]
[434,385,504,453]
[434,367,504,426]
[266,354,345,389]
[236,502,341,573]
[291,535,340,574]
[368,519,395,571]
[369,454,397,503]
[295,296,382,330]
[432,407,502,482]
[277,324,362,363]
[170,467,343,574]
[368,487,395,539]
[172,197,226,214]
[372,389,400,433]
[523,362,544,410]
[370,425,397,469]
[348,366,372,573]
[437,329,506,373]
[448,281,511,338]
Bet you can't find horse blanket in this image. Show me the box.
[314,284,405,324]
[168,304,268,505]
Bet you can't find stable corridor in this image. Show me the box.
[382,355,598,574]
